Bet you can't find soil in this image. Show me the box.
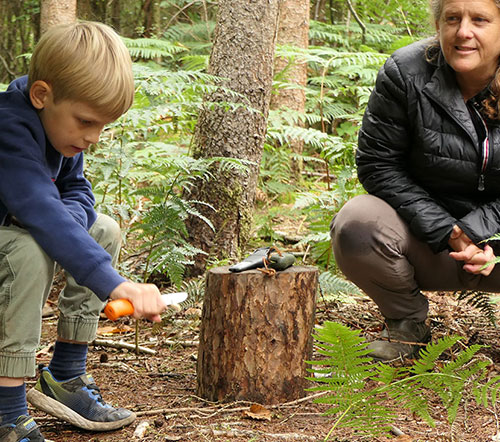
[31,284,500,442]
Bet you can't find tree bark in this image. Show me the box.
[0,2,39,83]
[270,0,310,180]
[185,0,281,274]
[143,0,161,37]
[197,266,318,404]
[40,0,77,34]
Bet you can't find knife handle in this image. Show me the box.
[104,299,134,321]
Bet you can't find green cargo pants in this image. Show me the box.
[0,214,121,378]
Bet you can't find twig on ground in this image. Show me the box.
[91,338,156,355]
[390,425,404,436]
[185,427,316,440]
[163,338,199,347]
[98,361,139,374]
[134,391,329,417]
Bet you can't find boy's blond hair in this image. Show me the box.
[28,21,134,120]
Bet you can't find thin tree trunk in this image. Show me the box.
[111,0,121,32]
[40,0,77,34]
[271,0,310,181]
[186,0,281,274]
[313,0,326,21]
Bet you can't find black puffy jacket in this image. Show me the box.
[357,39,500,254]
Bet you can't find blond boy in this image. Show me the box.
[0,22,165,441]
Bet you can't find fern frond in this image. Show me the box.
[411,335,463,374]
[318,271,362,301]
[123,37,185,59]
[475,375,500,409]
[178,276,206,305]
[307,322,396,437]
[454,290,497,326]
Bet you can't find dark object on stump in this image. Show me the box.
[196,265,318,404]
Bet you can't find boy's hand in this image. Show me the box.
[448,225,496,276]
[109,281,165,322]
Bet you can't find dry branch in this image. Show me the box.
[91,338,156,355]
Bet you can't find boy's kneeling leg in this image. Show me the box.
[28,215,135,431]
[57,214,121,343]
[0,227,53,438]
[0,226,55,379]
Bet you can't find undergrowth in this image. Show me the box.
[307,322,500,441]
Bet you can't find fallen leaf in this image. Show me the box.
[242,403,272,421]
[133,421,150,438]
[97,325,133,335]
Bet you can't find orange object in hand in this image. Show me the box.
[104,292,188,321]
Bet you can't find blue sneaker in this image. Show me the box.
[0,415,45,442]
[26,368,135,431]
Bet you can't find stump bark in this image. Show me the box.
[196,265,318,404]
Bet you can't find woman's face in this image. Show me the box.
[436,0,500,91]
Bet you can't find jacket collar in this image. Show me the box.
[422,59,478,146]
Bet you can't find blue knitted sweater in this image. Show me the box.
[0,77,125,300]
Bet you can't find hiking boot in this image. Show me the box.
[367,319,431,361]
[0,415,45,442]
[26,368,135,431]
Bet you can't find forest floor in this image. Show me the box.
[30,277,500,442]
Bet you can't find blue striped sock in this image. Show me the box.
[0,384,27,425]
[48,341,88,381]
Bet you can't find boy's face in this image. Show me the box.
[30,81,114,158]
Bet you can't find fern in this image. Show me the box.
[163,21,215,49]
[177,276,206,306]
[258,142,294,197]
[122,37,186,60]
[307,322,396,438]
[307,322,500,440]
[454,290,498,326]
[318,271,362,302]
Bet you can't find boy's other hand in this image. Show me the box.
[109,281,165,322]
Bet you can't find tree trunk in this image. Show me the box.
[0,2,39,83]
[40,0,77,34]
[143,0,161,37]
[185,0,281,274]
[111,0,121,32]
[197,266,318,404]
[270,0,310,180]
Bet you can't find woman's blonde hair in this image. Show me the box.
[428,0,500,119]
[28,21,134,120]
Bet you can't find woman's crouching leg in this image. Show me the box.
[330,194,429,321]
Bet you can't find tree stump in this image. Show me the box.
[196,265,318,404]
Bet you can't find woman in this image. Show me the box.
[331,0,500,361]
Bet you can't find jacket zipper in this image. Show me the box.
[472,106,489,191]
[424,90,490,191]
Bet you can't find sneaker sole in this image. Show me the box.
[26,388,136,431]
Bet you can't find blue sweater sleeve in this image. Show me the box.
[56,155,97,229]
[0,86,125,300]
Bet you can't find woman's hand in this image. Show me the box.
[448,225,496,276]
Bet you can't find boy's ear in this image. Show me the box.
[29,80,52,110]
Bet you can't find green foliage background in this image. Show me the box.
[0,0,434,288]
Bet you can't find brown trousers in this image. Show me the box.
[330,195,500,322]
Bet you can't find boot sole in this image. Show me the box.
[27,388,136,431]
